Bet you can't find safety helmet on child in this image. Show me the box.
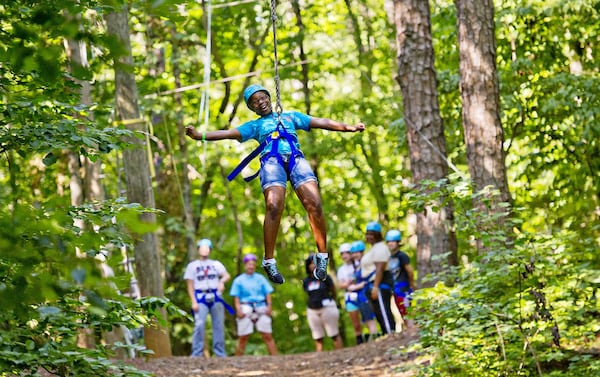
[385,229,402,242]
[365,221,382,233]
[196,238,212,249]
[243,84,270,109]
[339,243,352,254]
[350,240,366,253]
[243,253,257,263]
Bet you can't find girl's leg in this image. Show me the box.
[263,186,286,260]
[294,181,326,252]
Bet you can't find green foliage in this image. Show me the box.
[401,177,600,376]
[1,0,599,374]
[0,195,187,375]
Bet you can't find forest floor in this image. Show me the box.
[128,327,426,377]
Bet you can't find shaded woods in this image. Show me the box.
[1,0,599,376]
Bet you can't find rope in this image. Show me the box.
[143,60,311,99]
[269,0,283,122]
[198,0,212,167]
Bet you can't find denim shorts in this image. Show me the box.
[259,155,317,191]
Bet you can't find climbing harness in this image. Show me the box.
[240,301,268,323]
[355,268,394,333]
[194,288,235,315]
[227,120,304,182]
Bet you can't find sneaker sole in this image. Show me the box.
[313,269,326,281]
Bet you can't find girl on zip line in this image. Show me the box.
[186,84,365,285]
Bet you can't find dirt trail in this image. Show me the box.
[130,330,423,377]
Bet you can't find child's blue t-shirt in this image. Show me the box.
[236,111,312,156]
[229,272,274,303]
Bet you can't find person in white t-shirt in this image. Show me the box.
[336,242,364,344]
[184,239,231,357]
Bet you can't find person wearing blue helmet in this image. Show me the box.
[343,240,379,343]
[186,84,365,286]
[360,222,396,335]
[386,229,416,331]
[336,242,364,344]
[184,239,232,357]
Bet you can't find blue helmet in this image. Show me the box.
[243,84,270,109]
[350,240,366,253]
[196,238,212,249]
[385,229,402,242]
[365,221,382,233]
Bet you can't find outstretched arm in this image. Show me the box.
[185,126,242,141]
[309,117,365,132]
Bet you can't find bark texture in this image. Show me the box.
[105,7,172,357]
[392,0,458,286]
[456,0,512,251]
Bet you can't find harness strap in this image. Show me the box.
[240,301,268,323]
[240,301,267,308]
[195,288,235,315]
[227,123,303,183]
[226,138,269,182]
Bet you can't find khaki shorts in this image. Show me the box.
[306,304,340,340]
[237,304,273,336]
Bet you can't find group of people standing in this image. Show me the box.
[337,222,416,344]
[306,221,416,351]
[183,221,415,357]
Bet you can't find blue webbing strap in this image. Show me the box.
[227,123,303,183]
[194,288,235,315]
[227,138,269,182]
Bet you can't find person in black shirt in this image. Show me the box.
[302,254,343,351]
[386,229,416,331]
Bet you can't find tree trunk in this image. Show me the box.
[456,0,512,252]
[105,6,172,357]
[65,30,117,352]
[391,0,458,286]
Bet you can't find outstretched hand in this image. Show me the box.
[350,123,366,132]
[185,126,198,139]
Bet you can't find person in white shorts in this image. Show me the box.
[229,253,278,355]
[302,255,343,351]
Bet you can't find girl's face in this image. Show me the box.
[198,245,211,258]
[244,260,257,274]
[387,240,400,252]
[365,231,377,245]
[248,91,272,116]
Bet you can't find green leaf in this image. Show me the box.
[42,152,57,166]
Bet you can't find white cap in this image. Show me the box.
[339,243,352,253]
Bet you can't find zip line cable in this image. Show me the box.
[212,0,257,8]
[143,60,311,99]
